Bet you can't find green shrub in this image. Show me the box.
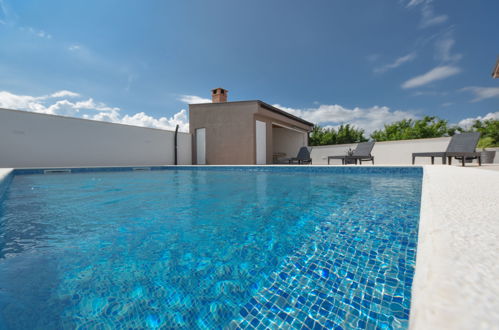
[370,116,451,141]
[470,120,499,147]
[309,124,367,146]
[477,137,496,149]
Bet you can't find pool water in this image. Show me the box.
[0,168,422,329]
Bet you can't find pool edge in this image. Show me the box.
[0,168,13,198]
[410,166,499,329]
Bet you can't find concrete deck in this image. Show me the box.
[478,164,499,172]
[411,166,499,329]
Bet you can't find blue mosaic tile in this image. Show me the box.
[231,177,421,329]
[0,168,421,329]
[13,165,423,178]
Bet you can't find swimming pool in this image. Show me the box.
[0,167,422,329]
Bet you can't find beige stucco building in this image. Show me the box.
[189,88,314,165]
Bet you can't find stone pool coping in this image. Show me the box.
[0,165,498,328]
[0,168,13,196]
[410,166,499,329]
[0,168,13,180]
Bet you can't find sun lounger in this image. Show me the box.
[328,141,375,165]
[287,147,312,165]
[412,132,481,166]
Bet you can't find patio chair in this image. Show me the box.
[412,132,482,166]
[327,141,375,165]
[287,146,312,165]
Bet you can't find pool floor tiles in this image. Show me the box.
[230,188,418,329]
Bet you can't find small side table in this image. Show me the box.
[273,152,286,163]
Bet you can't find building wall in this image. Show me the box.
[255,106,312,164]
[0,108,192,168]
[272,127,308,161]
[189,102,257,165]
[311,137,452,165]
[189,101,313,165]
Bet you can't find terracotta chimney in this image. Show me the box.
[211,88,228,103]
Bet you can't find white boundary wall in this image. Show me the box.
[0,108,192,168]
[310,138,499,165]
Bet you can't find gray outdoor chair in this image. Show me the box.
[287,147,312,165]
[327,141,375,165]
[412,132,482,166]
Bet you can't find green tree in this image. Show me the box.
[469,119,499,147]
[309,124,367,146]
[370,116,450,141]
[309,125,334,145]
[336,124,368,144]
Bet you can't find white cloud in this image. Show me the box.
[374,53,417,73]
[0,90,118,115]
[83,109,189,132]
[0,2,52,38]
[402,65,460,89]
[458,112,499,129]
[406,0,425,7]
[420,4,448,28]
[435,35,462,63]
[0,0,12,25]
[50,90,80,98]
[0,90,84,111]
[0,90,189,132]
[19,26,52,39]
[36,30,51,39]
[68,44,81,51]
[405,0,448,29]
[460,87,499,102]
[0,91,47,112]
[75,98,119,112]
[273,103,418,134]
[178,95,211,104]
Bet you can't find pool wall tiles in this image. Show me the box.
[13,166,423,177]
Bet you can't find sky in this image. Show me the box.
[0,0,498,134]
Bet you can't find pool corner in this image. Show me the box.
[0,168,13,198]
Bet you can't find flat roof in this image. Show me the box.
[190,100,315,127]
[257,100,314,127]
